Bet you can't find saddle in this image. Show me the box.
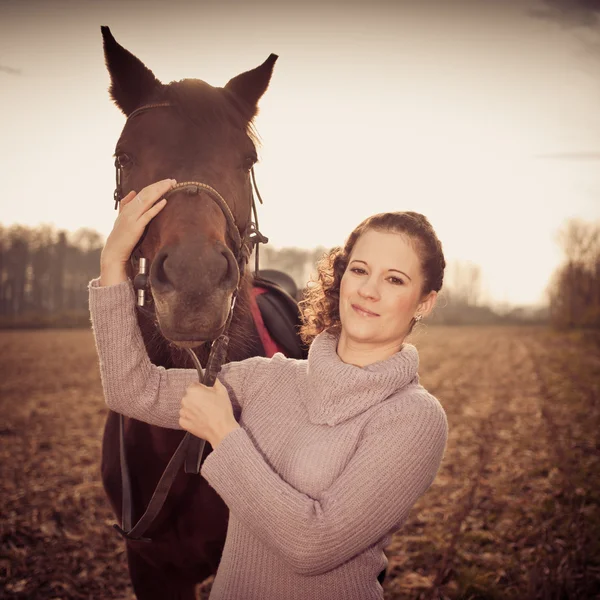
[252,270,308,360]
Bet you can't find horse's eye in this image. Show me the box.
[116,153,132,168]
[243,156,257,172]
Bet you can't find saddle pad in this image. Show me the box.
[249,286,284,358]
[250,278,307,360]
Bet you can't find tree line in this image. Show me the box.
[548,219,600,329]
[0,224,103,326]
[1,219,597,329]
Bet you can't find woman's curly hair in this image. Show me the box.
[299,212,445,345]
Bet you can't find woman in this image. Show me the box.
[90,179,449,600]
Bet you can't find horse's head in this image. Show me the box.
[101,26,276,347]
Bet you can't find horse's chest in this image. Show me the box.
[242,403,360,498]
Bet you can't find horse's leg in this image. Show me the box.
[126,545,170,600]
[174,581,198,600]
[126,545,197,600]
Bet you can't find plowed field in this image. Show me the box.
[1,326,599,599]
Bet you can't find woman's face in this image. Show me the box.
[339,228,435,350]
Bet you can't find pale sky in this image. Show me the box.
[1,0,600,306]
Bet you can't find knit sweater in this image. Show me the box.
[89,277,448,600]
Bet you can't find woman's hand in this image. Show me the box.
[100,178,176,286]
[179,378,241,448]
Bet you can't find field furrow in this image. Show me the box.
[1,326,598,599]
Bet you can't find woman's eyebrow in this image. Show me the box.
[389,268,412,281]
[350,260,412,282]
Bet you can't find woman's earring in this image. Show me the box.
[414,314,422,322]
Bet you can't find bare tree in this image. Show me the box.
[0,224,107,321]
[260,245,328,290]
[2,227,31,315]
[445,261,483,308]
[556,218,600,266]
[548,218,600,328]
[30,225,56,312]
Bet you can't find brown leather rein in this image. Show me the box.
[111,102,268,542]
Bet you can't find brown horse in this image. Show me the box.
[99,26,292,599]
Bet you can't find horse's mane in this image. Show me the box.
[163,79,261,147]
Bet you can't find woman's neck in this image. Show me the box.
[336,330,405,367]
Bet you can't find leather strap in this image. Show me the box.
[111,101,269,542]
[183,334,230,474]
[115,415,192,542]
[114,334,232,541]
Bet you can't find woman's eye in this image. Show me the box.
[350,267,366,275]
[116,153,132,168]
[388,277,404,285]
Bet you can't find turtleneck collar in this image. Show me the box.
[303,330,420,426]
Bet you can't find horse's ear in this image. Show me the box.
[224,54,278,120]
[101,26,162,116]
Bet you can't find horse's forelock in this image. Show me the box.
[163,79,260,146]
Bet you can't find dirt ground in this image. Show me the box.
[1,326,599,599]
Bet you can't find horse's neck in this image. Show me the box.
[137,282,261,369]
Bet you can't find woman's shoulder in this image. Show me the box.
[259,352,307,382]
[221,351,305,382]
[244,351,305,368]
[218,353,305,408]
[362,384,448,438]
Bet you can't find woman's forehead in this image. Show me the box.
[352,229,416,256]
[349,230,421,274]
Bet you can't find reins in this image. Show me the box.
[111,101,268,542]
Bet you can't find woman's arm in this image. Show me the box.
[89,178,262,427]
[89,276,261,428]
[200,396,448,576]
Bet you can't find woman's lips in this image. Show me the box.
[352,304,380,317]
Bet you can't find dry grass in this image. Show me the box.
[0,326,599,599]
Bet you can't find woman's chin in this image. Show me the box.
[341,322,381,345]
[341,319,406,349]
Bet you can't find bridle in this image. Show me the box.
[114,103,268,301]
[111,101,268,542]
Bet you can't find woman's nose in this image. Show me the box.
[358,278,380,300]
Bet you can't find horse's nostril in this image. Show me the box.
[221,247,240,288]
[150,243,239,296]
[152,249,171,289]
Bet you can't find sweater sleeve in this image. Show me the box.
[200,397,448,575]
[88,276,261,428]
